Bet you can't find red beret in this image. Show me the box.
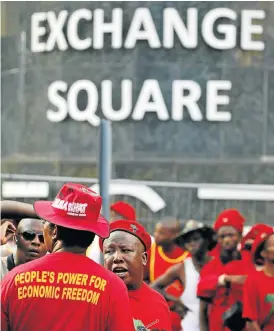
[99,220,151,252]
[214,209,245,233]
[242,224,272,244]
[252,226,274,263]
[110,201,136,221]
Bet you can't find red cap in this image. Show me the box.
[252,226,274,263]
[242,224,272,244]
[110,201,136,221]
[34,183,109,238]
[214,209,245,233]
[99,220,151,252]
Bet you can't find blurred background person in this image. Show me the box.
[145,217,189,331]
[243,226,274,331]
[151,220,216,331]
[197,209,248,331]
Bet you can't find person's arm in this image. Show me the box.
[108,278,134,331]
[199,299,209,331]
[245,321,261,331]
[1,201,37,221]
[150,263,183,304]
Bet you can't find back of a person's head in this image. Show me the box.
[54,224,96,248]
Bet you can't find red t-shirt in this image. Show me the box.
[243,270,274,331]
[1,252,134,331]
[129,282,172,331]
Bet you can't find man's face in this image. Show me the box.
[103,231,147,290]
[217,226,241,251]
[16,219,47,262]
[183,231,205,255]
[262,234,274,264]
[154,224,176,246]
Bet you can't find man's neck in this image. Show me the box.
[264,262,274,277]
[127,280,143,291]
[161,243,174,253]
[49,241,86,255]
[192,252,210,271]
[14,250,26,267]
[220,248,240,264]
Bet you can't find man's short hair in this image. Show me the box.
[50,223,95,248]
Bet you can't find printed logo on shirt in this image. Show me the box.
[133,318,161,331]
[52,199,88,216]
[133,319,147,331]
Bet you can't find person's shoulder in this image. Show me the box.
[142,282,168,305]
[247,269,264,281]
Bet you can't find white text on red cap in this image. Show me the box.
[52,199,88,216]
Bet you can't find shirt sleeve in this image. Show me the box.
[107,278,134,331]
[242,273,259,321]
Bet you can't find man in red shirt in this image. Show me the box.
[197,209,249,331]
[145,218,189,331]
[100,219,172,331]
[1,183,134,331]
[243,227,274,331]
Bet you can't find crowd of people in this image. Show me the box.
[1,182,274,331]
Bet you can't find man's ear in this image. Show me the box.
[51,224,58,241]
[142,252,148,266]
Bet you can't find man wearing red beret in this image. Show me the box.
[1,184,134,331]
[100,219,172,331]
[243,227,274,331]
[197,209,250,331]
[146,218,189,331]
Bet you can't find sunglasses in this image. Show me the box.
[20,231,44,243]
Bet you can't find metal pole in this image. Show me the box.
[99,120,112,265]
[18,31,26,110]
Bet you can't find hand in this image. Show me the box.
[170,300,190,319]
[1,221,16,245]
[225,275,247,285]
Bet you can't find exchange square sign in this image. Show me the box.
[30,7,266,126]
